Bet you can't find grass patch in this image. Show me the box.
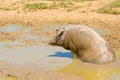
[24,2,72,11]
[72,0,94,2]
[97,0,120,14]
[24,3,48,10]
[45,0,94,2]
[24,0,95,11]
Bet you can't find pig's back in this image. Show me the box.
[64,25,114,63]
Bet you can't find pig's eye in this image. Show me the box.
[56,29,59,35]
[56,29,59,32]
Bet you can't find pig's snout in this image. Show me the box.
[49,40,52,45]
[49,39,56,45]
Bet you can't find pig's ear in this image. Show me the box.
[57,29,64,37]
[55,29,64,42]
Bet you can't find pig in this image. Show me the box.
[49,25,115,64]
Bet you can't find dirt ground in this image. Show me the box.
[0,0,120,50]
[0,0,120,80]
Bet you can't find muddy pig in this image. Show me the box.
[49,25,115,64]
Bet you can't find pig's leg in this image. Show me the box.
[72,51,77,59]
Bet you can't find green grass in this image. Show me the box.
[97,0,120,14]
[45,0,94,2]
[24,2,72,11]
[24,0,95,11]
[72,0,94,2]
[24,3,48,10]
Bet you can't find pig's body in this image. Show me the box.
[49,25,115,64]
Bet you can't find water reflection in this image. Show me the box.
[58,52,120,80]
[48,51,72,59]
[0,25,24,32]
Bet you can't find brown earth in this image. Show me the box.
[0,0,120,80]
[0,0,119,50]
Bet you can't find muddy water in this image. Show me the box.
[58,52,120,80]
[0,25,120,80]
[47,24,120,80]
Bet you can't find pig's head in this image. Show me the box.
[49,28,65,46]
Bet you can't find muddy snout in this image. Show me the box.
[49,39,56,45]
[49,40,53,45]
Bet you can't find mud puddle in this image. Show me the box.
[58,51,120,80]
[0,25,72,70]
[0,24,119,80]
[0,25,50,48]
